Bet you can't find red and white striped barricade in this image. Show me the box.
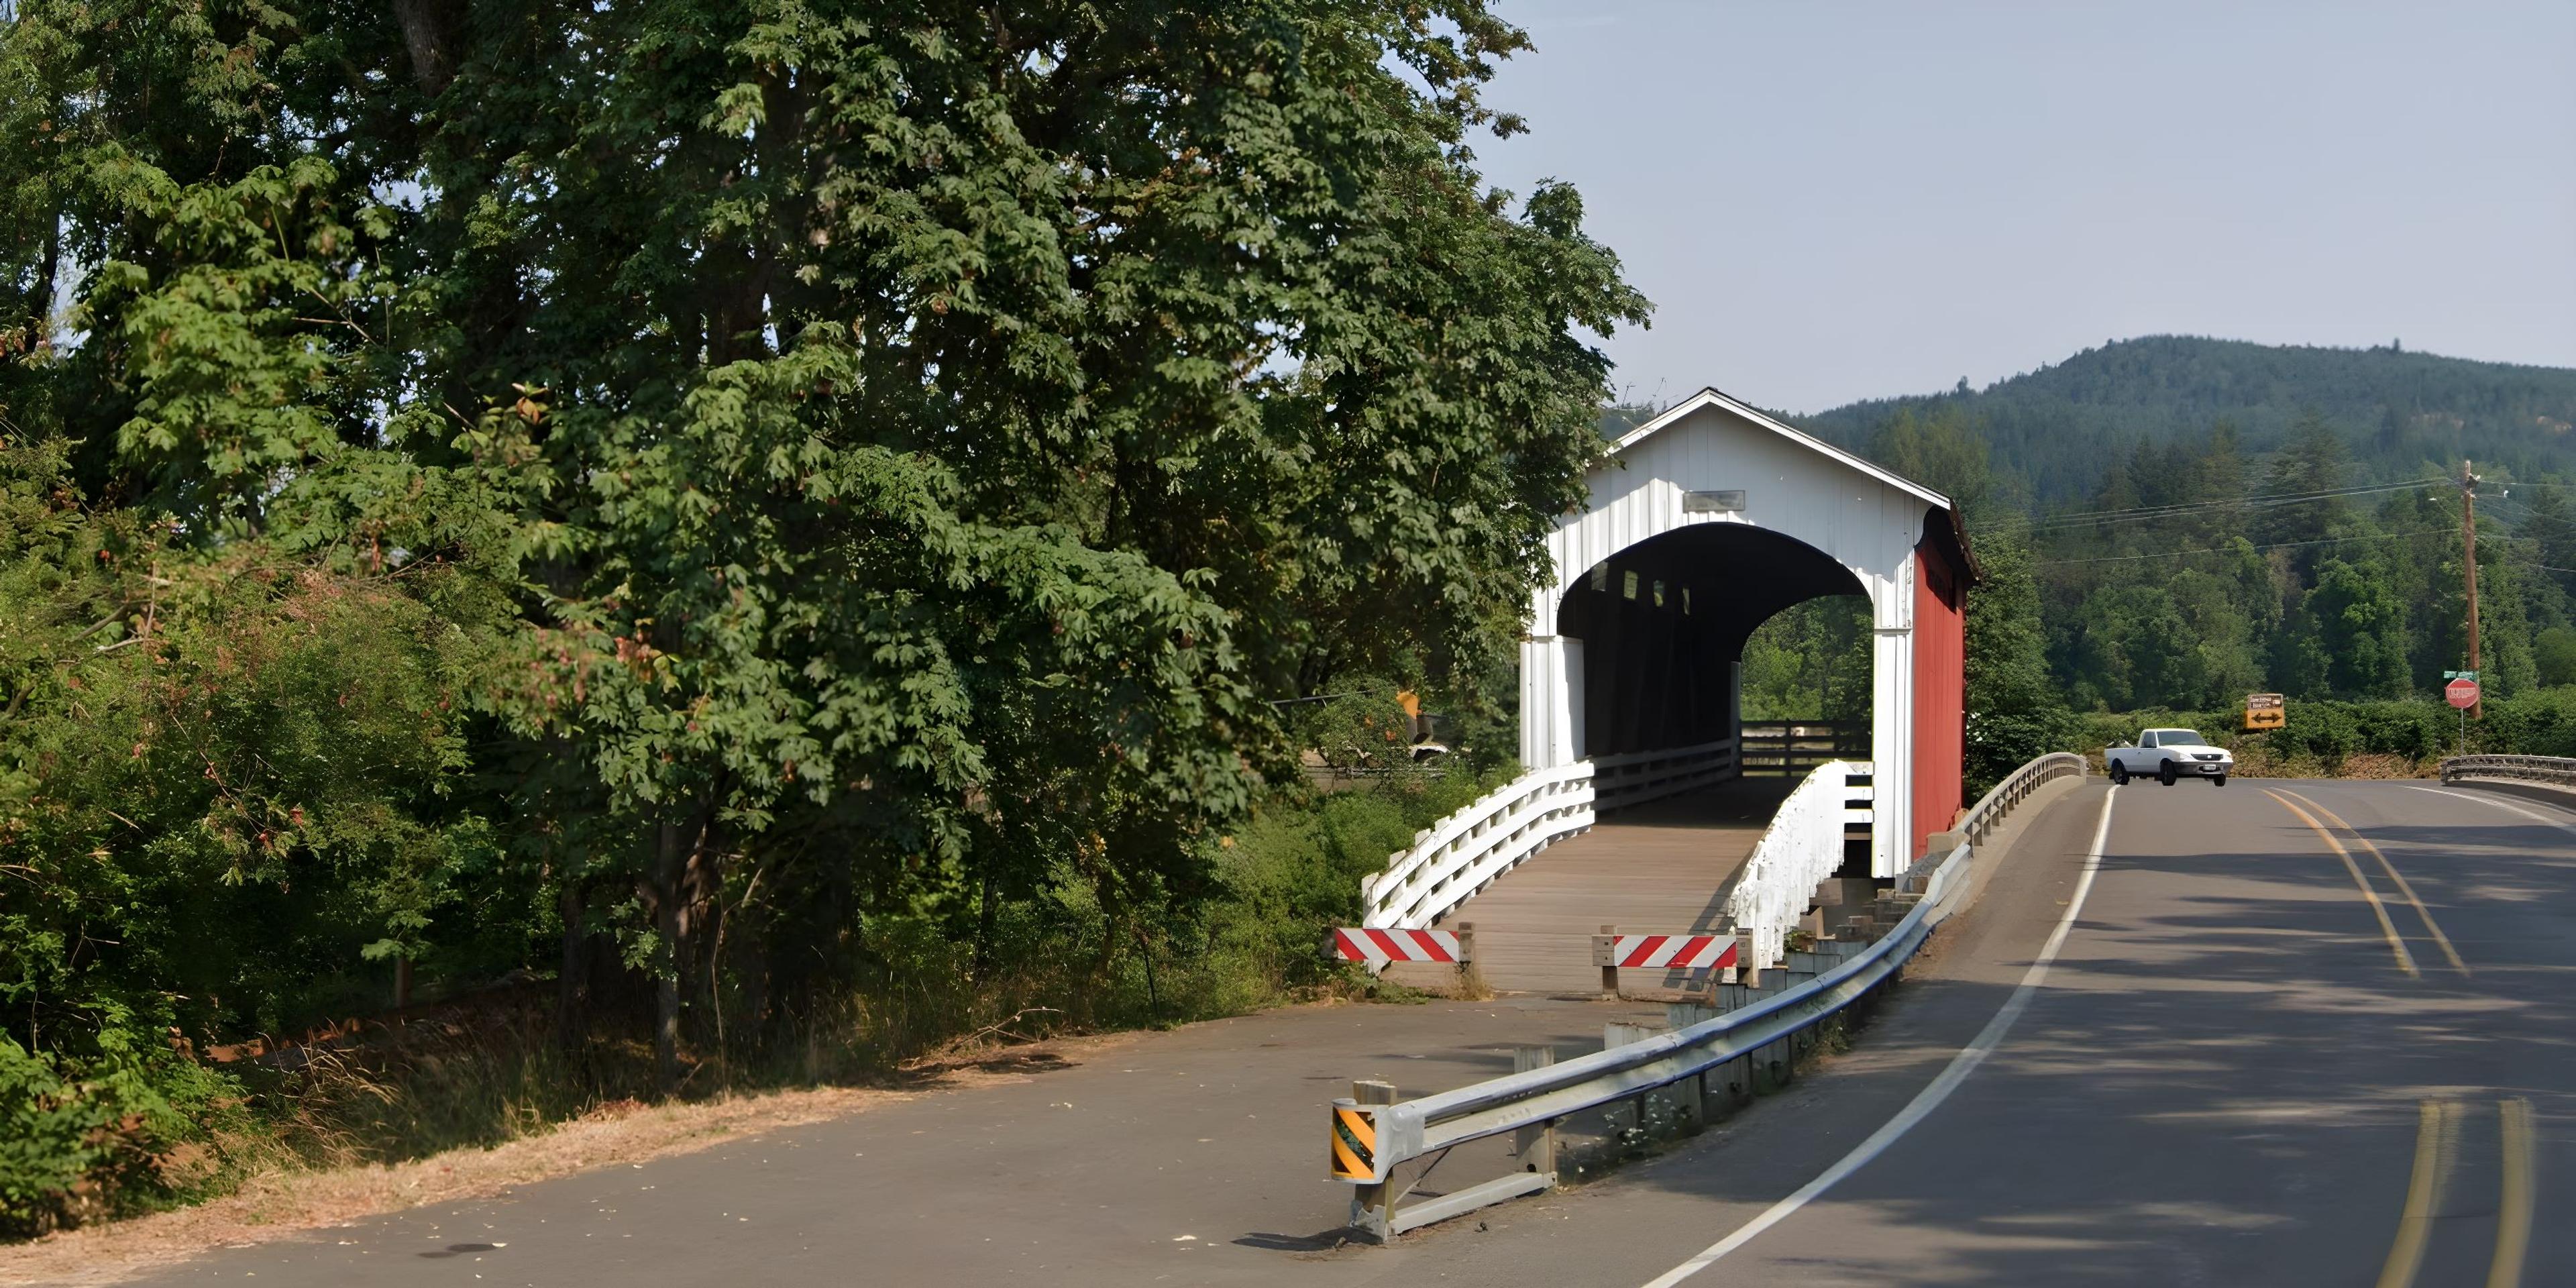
[1591,930,1741,996]
[1328,926,1472,967]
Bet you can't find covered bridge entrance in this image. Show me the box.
[1364,389,1974,994]
[1521,388,1972,877]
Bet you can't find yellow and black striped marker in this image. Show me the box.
[1330,1101,1380,1182]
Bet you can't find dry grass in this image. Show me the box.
[0,1032,1132,1288]
[2332,751,2437,780]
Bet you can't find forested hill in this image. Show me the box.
[1792,335,2576,503]
[1706,335,2576,730]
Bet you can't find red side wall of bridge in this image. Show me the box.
[1911,547,1967,859]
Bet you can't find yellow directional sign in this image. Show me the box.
[2245,692,2285,731]
[1329,1101,1380,1182]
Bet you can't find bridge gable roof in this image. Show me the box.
[1605,387,1952,512]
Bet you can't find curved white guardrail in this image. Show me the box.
[1332,749,2087,1240]
[1956,752,2087,847]
[1904,751,2087,906]
[2439,754,2576,787]
[1721,761,1868,971]
[1360,738,1738,929]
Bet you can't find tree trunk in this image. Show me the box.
[972,861,998,982]
[650,800,722,1096]
[555,877,589,1062]
[389,0,468,95]
[653,820,684,1095]
[683,817,725,1061]
[29,215,58,353]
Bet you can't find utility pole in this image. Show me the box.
[2462,460,2483,719]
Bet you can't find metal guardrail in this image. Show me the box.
[1957,752,2088,848]
[1360,738,1739,928]
[2439,755,2576,787]
[1331,749,2088,1240]
[1898,752,2086,906]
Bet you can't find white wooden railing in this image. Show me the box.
[1591,738,1745,813]
[1360,738,1739,928]
[1720,761,1872,971]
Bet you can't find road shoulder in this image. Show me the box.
[0,1037,1146,1288]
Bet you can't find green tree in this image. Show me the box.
[0,435,500,1234]
[2534,625,2576,686]
[2473,549,2538,698]
[1737,596,1870,722]
[2168,568,2265,703]
[1870,405,2003,520]
[2065,584,2208,710]
[3,0,1644,1145]
[2251,411,2353,576]
[1959,527,2076,792]
[2291,558,2412,698]
[1866,409,2073,786]
[2517,484,2576,606]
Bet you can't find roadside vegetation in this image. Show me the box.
[0,0,1635,1238]
[2070,690,2576,780]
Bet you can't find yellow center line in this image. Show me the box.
[2267,790,2420,977]
[2275,788,2471,976]
[2377,1099,2461,1288]
[2488,1097,2535,1288]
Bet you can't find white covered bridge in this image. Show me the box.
[1364,390,1975,996]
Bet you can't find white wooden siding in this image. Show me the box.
[1521,393,1944,877]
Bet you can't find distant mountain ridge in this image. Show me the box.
[1786,335,2576,504]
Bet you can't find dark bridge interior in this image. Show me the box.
[1554,522,1866,758]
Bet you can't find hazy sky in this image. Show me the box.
[1474,0,2576,414]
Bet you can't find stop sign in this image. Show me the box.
[2447,677,2481,709]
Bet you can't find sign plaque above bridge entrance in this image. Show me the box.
[1682,488,1746,513]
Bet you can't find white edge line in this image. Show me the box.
[1637,786,2120,1288]
[2404,783,2576,841]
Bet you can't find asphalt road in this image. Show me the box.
[1407,777,2576,1286]
[129,994,1680,1287]
[131,777,2576,1286]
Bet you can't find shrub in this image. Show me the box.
[2070,690,2576,776]
[0,1026,236,1238]
[2480,688,2576,758]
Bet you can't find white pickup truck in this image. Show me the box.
[2104,727,2233,786]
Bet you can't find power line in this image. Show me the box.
[2045,476,2444,519]
[2473,497,2576,549]
[1992,478,2452,535]
[2019,490,2426,537]
[2031,527,2459,568]
[2021,478,2447,529]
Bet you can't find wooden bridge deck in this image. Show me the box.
[1385,775,1801,998]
